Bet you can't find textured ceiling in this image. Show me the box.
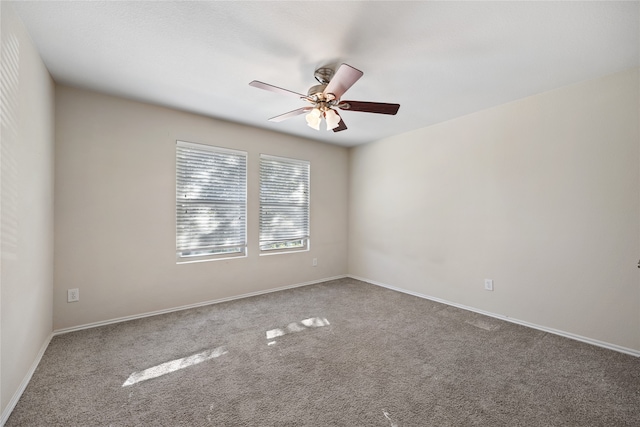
[10,1,640,147]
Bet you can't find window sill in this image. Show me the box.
[259,247,309,257]
[176,253,247,264]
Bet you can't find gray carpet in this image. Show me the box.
[6,278,640,426]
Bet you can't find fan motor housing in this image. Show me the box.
[314,67,335,84]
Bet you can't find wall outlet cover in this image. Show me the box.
[68,288,80,302]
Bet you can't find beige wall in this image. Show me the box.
[349,68,640,352]
[54,86,349,330]
[0,3,55,418]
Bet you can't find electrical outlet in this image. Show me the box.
[67,288,80,302]
[312,258,318,267]
[484,279,493,291]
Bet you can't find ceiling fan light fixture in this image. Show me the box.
[250,63,400,134]
[324,108,341,130]
[305,107,322,130]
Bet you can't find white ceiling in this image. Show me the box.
[10,1,640,147]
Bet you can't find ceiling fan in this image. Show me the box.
[249,63,400,132]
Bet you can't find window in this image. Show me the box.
[176,141,247,262]
[259,154,310,252]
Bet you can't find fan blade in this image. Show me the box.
[323,64,363,99]
[332,113,348,132]
[339,101,400,115]
[268,107,312,122]
[249,81,308,99]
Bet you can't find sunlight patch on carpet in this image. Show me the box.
[122,346,227,387]
[266,317,330,341]
[383,409,399,427]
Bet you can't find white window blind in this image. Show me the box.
[260,154,310,252]
[176,141,247,261]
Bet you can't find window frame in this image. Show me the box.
[259,154,310,255]
[176,140,248,263]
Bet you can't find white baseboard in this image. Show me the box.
[1,333,53,427]
[348,274,640,358]
[54,275,347,335]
